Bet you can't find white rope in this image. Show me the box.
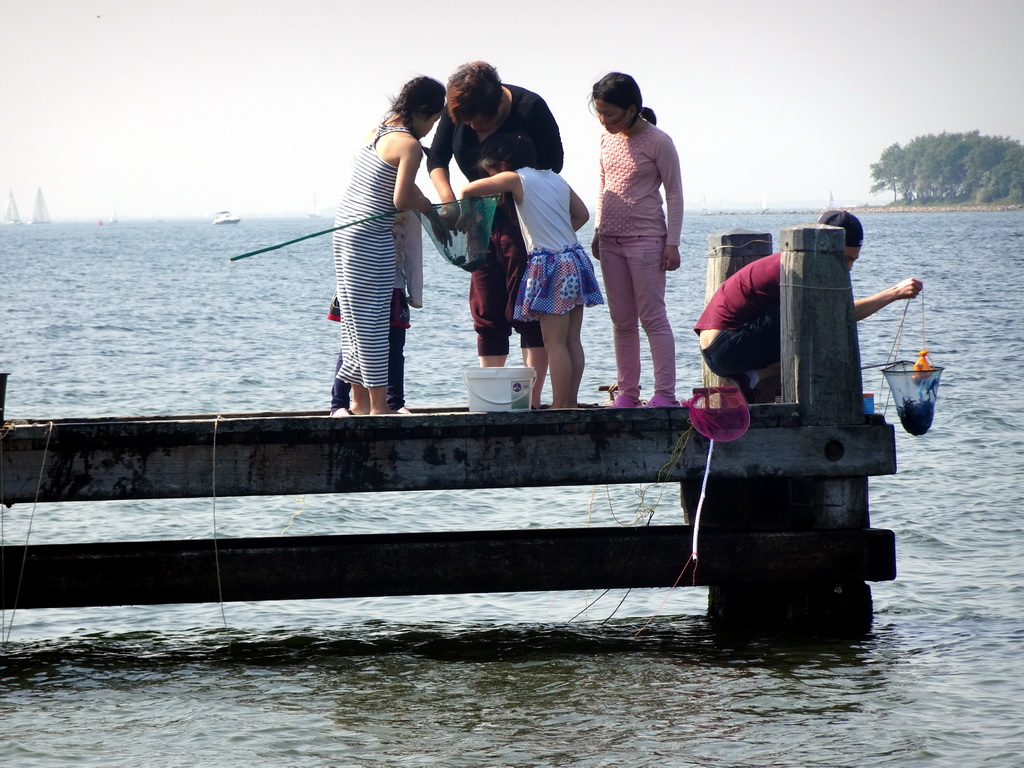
[210,416,228,630]
[0,421,6,642]
[707,239,774,255]
[2,421,53,646]
[778,282,853,292]
[918,292,928,351]
[690,439,715,566]
[876,299,916,414]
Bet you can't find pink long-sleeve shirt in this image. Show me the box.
[595,122,683,245]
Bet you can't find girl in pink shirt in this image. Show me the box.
[590,72,684,407]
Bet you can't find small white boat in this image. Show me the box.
[212,211,240,225]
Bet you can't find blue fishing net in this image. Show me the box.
[882,360,943,436]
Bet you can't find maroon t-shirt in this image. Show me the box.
[694,253,781,332]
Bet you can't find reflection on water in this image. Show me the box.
[2,616,911,766]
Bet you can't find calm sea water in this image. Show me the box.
[2,211,1023,766]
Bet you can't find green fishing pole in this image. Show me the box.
[229,195,499,263]
[229,211,396,261]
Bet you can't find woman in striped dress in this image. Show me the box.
[333,77,445,415]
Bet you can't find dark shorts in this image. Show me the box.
[469,205,544,357]
[700,305,780,377]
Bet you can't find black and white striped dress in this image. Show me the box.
[332,125,405,389]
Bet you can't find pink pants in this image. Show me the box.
[598,235,676,401]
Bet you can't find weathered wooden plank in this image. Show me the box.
[702,230,774,390]
[0,526,896,609]
[780,223,863,425]
[704,229,774,305]
[780,225,868,530]
[0,408,896,504]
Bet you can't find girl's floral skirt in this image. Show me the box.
[513,243,604,321]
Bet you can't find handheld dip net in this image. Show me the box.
[882,350,943,436]
[871,293,943,436]
[229,196,499,272]
[682,386,751,583]
[631,386,750,632]
[417,196,499,272]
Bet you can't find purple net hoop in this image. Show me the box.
[685,386,750,441]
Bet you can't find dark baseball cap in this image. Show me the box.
[818,210,864,247]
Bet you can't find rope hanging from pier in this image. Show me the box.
[1,421,53,646]
[633,388,751,635]
[778,282,853,292]
[210,416,229,631]
[707,239,773,255]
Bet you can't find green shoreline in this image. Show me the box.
[849,203,1023,213]
[701,203,1022,216]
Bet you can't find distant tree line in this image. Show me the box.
[869,131,1024,205]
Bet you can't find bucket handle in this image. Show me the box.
[468,390,531,407]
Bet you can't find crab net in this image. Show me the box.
[418,195,499,272]
[882,357,943,436]
[685,386,750,442]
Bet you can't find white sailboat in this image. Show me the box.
[308,193,321,218]
[4,190,21,224]
[760,191,769,214]
[827,190,835,209]
[29,188,51,224]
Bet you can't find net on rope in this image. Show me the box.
[882,350,942,436]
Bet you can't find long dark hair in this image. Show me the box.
[591,72,657,127]
[477,133,538,174]
[389,76,446,131]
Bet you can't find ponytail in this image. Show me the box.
[591,72,656,127]
[389,76,446,130]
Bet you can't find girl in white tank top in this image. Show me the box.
[460,135,604,409]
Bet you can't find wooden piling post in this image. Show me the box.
[0,372,8,424]
[701,230,773,388]
[779,223,868,530]
[686,229,788,529]
[779,224,863,424]
[697,223,879,633]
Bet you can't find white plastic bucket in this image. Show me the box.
[464,366,536,411]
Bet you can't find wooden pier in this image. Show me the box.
[0,224,898,632]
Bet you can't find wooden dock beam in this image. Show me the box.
[0,407,893,505]
[1,527,895,611]
[0,224,899,634]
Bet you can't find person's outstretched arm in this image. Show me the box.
[854,277,923,321]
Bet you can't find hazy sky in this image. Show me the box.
[3,0,1022,219]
